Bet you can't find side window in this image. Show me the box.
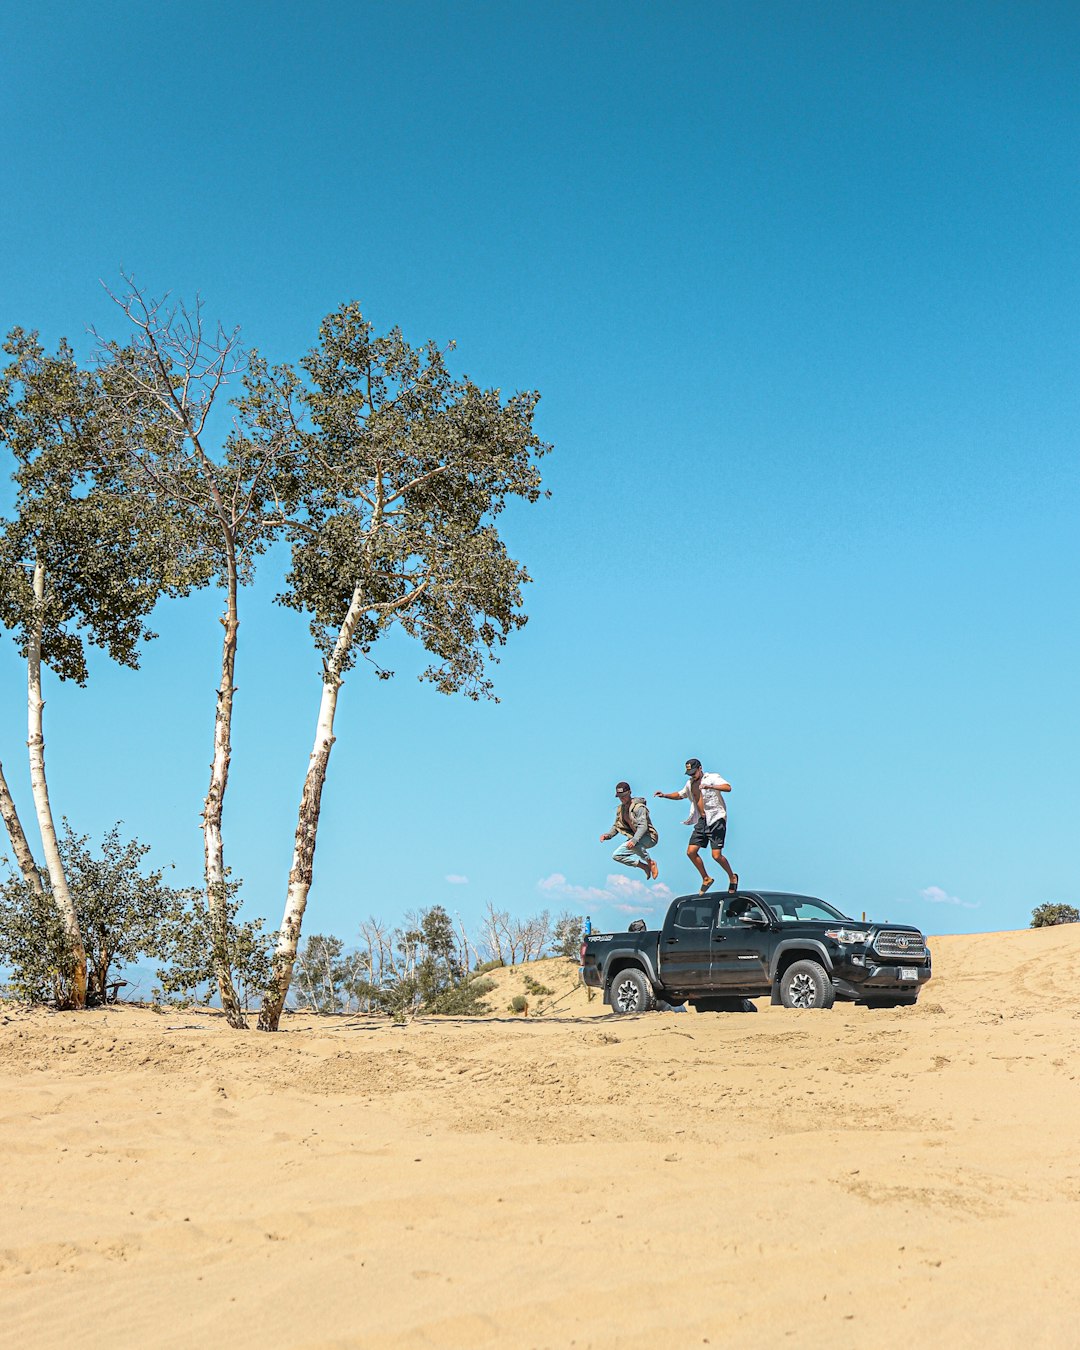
[722,898,767,926]
[674,899,715,930]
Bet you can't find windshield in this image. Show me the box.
[767,896,852,923]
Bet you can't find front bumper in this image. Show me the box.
[833,961,932,1002]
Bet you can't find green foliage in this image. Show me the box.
[0,328,206,684]
[422,974,497,1016]
[363,905,494,1018]
[292,933,372,1015]
[0,879,74,1005]
[522,974,553,996]
[509,995,528,1015]
[95,284,300,595]
[552,911,585,960]
[274,302,551,699]
[0,822,191,1005]
[293,932,347,1013]
[1030,903,1079,928]
[153,883,274,1010]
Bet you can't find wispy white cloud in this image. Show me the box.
[918,885,978,910]
[444,874,469,885]
[606,873,674,910]
[537,872,672,915]
[537,872,614,902]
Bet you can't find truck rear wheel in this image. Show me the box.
[610,969,653,1015]
[779,960,835,1010]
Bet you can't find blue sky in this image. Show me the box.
[1,0,1077,943]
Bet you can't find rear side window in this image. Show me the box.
[674,899,715,930]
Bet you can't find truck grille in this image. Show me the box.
[873,930,926,961]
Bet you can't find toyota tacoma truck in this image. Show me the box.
[581,889,931,1014]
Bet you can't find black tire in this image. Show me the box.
[779,959,835,1010]
[609,968,653,1015]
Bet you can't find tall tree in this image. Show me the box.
[0,756,44,898]
[257,304,549,1029]
[0,329,196,1007]
[96,279,298,1027]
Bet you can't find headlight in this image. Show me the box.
[825,927,870,944]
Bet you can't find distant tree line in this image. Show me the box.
[0,278,550,1026]
[292,905,583,1017]
[0,827,585,1020]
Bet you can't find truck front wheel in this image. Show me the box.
[779,960,835,1010]
[610,969,653,1015]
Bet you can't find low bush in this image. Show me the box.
[1030,903,1079,928]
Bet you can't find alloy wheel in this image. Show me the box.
[615,979,641,1013]
[787,972,818,1008]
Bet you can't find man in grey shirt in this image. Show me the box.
[600,781,660,881]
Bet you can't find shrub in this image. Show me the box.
[1030,903,1079,928]
[425,975,496,1016]
[509,994,528,1015]
[523,974,553,996]
[0,822,192,1006]
[153,884,273,1010]
[0,880,75,1005]
[552,911,585,960]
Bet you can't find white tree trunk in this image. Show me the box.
[27,561,87,1008]
[203,572,246,1029]
[0,759,44,898]
[258,586,368,1031]
[257,670,342,1030]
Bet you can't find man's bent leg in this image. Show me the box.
[613,842,651,877]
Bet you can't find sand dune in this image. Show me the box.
[2,924,1079,1348]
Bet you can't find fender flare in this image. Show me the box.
[769,938,835,983]
[602,947,659,991]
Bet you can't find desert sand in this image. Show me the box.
[2,924,1079,1349]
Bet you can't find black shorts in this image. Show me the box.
[690,815,727,851]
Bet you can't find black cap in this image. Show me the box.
[684,758,702,776]
[615,781,631,794]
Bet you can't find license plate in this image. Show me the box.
[899,967,918,981]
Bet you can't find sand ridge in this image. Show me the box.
[2,925,1079,1347]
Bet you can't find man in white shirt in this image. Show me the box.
[654,757,739,895]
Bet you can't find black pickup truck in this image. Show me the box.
[581,889,931,1014]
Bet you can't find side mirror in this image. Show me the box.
[738,913,769,927]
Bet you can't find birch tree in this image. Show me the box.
[0,329,196,1007]
[257,303,549,1029]
[96,280,299,1027]
[480,901,509,965]
[0,756,44,898]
